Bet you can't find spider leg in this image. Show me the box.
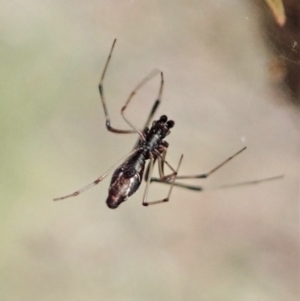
[121,70,164,141]
[153,149,177,176]
[150,147,283,191]
[150,175,283,191]
[140,71,163,132]
[151,147,247,184]
[132,73,163,149]
[98,39,136,134]
[143,154,183,206]
[99,39,163,143]
[176,147,247,180]
[53,149,138,201]
[143,146,167,182]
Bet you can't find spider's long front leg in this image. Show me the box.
[99,39,164,143]
[98,39,136,134]
[121,70,164,141]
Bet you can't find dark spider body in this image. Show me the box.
[106,115,174,209]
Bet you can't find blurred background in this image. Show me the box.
[0,1,299,300]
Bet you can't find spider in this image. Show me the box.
[54,39,282,209]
